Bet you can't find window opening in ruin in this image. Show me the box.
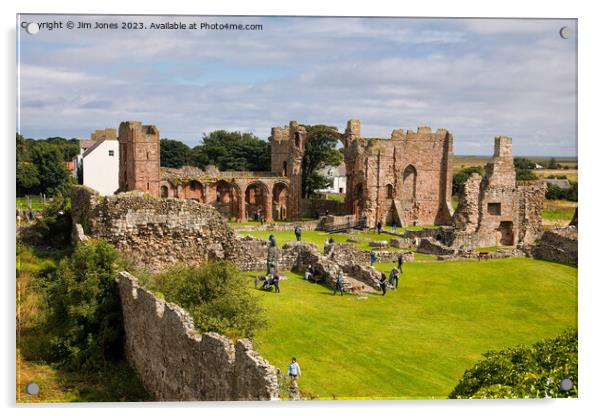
[108,150,114,156]
[160,186,168,198]
[147,182,150,190]
[295,132,301,148]
[488,202,502,216]
[282,161,287,177]
[386,184,394,199]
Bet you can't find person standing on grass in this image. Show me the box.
[397,253,404,273]
[389,268,399,289]
[333,271,345,296]
[288,357,301,387]
[294,226,302,241]
[377,221,383,234]
[392,223,397,233]
[379,272,388,296]
[370,251,377,266]
[273,272,281,293]
[305,265,314,281]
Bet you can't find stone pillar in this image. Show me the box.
[264,188,273,222]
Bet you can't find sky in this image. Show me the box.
[17,15,577,156]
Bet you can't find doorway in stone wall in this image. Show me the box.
[497,221,514,245]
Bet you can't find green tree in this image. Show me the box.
[16,161,40,195]
[45,240,124,370]
[189,130,271,171]
[450,328,577,398]
[452,166,485,195]
[513,157,536,170]
[516,168,538,181]
[141,261,266,339]
[547,157,561,169]
[300,125,344,198]
[160,138,191,168]
[29,142,72,196]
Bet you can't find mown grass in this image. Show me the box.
[249,257,577,399]
[16,195,46,211]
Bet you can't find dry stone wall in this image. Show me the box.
[117,271,279,401]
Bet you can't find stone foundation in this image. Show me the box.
[117,271,279,401]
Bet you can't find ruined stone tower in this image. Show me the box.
[118,121,160,197]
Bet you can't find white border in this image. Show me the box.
[2,1,600,416]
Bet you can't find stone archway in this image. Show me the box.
[402,165,417,201]
[272,182,289,221]
[213,180,239,220]
[245,181,271,221]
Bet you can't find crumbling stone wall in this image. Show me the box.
[71,186,240,271]
[117,271,279,401]
[270,120,454,227]
[449,137,546,250]
[532,226,578,266]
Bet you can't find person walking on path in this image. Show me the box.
[397,253,404,273]
[370,251,377,266]
[294,226,302,242]
[379,272,388,296]
[273,272,281,293]
[333,271,345,296]
[288,357,301,388]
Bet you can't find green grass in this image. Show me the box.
[248,257,577,399]
[17,195,46,211]
[238,229,408,252]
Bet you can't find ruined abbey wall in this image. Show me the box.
[270,120,453,228]
[117,271,279,401]
[71,185,240,271]
[450,137,546,250]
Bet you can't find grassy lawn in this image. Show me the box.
[248,257,577,399]
[237,229,409,252]
[542,199,577,228]
[16,195,46,211]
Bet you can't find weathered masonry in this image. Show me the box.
[117,271,279,400]
[118,119,453,227]
[449,136,546,249]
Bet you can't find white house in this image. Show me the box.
[73,129,119,196]
[317,164,346,194]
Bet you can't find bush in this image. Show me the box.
[449,328,577,398]
[29,194,72,247]
[452,166,484,195]
[546,182,578,202]
[44,240,124,370]
[140,262,266,339]
[515,168,538,181]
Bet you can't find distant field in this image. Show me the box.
[535,169,578,182]
[453,155,578,172]
[542,199,577,228]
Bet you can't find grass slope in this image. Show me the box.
[248,257,577,399]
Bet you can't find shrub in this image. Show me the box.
[141,262,266,339]
[452,166,484,195]
[28,194,72,248]
[449,328,577,398]
[44,239,124,370]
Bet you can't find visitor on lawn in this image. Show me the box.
[304,265,314,281]
[397,253,404,272]
[273,272,281,293]
[294,226,302,241]
[288,357,301,386]
[370,251,377,266]
[379,272,388,296]
[392,223,397,233]
[377,221,383,234]
[268,234,277,247]
[389,268,399,289]
[333,271,345,296]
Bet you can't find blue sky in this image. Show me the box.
[17,15,577,156]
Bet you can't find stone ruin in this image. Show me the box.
[117,271,279,401]
[448,136,546,250]
[118,119,454,228]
